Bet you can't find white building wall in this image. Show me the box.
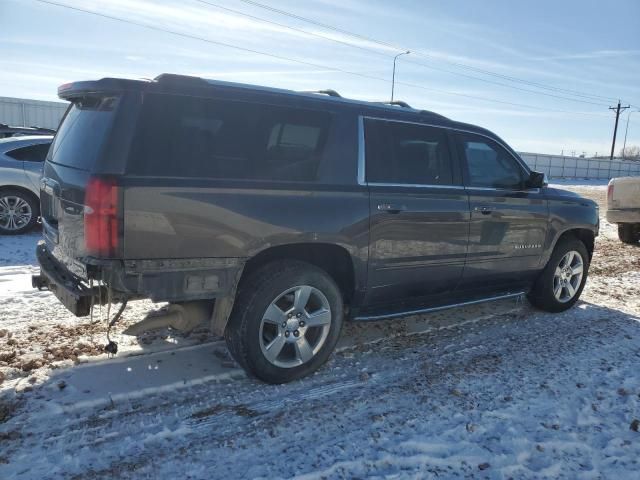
[0,96,68,130]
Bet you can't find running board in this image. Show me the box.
[353,292,526,322]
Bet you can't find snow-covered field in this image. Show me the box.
[1,182,640,479]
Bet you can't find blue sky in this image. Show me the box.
[1,0,639,155]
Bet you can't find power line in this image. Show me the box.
[195,0,611,107]
[238,0,626,105]
[31,0,609,118]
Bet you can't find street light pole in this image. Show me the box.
[622,109,639,158]
[391,50,410,102]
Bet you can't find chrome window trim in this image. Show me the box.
[368,182,465,190]
[357,115,366,186]
[465,186,541,194]
[357,115,463,188]
[358,114,532,180]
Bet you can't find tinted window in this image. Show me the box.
[364,119,454,185]
[48,96,117,170]
[458,134,525,189]
[128,94,331,181]
[6,143,51,162]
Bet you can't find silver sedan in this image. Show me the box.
[0,135,52,234]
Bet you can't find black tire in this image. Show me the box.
[618,224,640,244]
[224,260,344,384]
[0,188,39,235]
[527,236,590,313]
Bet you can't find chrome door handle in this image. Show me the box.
[377,203,406,214]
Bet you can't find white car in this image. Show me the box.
[607,176,640,244]
[0,135,53,234]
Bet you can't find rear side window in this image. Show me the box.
[364,119,454,185]
[6,143,51,162]
[128,94,331,181]
[48,96,118,170]
[457,133,526,189]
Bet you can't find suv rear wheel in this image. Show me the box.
[225,260,344,384]
[527,237,589,312]
[0,189,39,235]
[618,224,640,244]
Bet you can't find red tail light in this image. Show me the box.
[84,177,119,257]
[607,183,614,205]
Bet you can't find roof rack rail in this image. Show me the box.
[381,100,412,109]
[301,89,342,98]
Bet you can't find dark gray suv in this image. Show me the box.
[32,74,599,383]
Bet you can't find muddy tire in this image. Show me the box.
[527,237,589,313]
[224,260,343,384]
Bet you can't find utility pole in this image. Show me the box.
[391,50,410,102]
[609,100,630,160]
[622,109,639,158]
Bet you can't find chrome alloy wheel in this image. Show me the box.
[0,195,32,231]
[553,250,584,303]
[259,285,332,368]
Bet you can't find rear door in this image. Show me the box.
[455,132,548,293]
[363,118,469,306]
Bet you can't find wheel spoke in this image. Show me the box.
[565,251,574,266]
[14,198,27,210]
[305,308,331,327]
[571,264,583,276]
[0,198,10,210]
[295,337,314,363]
[263,303,286,325]
[293,285,312,311]
[553,283,562,300]
[264,334,286,362]
[566,282,576,298]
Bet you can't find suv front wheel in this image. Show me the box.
[225,260,344,384]
[527,237,590,312]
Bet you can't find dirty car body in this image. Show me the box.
[32,74,599,383]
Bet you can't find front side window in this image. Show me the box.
[6,143,51,162]
[458,134,525,189]
[129,94,331,181]
[364,119,454,185]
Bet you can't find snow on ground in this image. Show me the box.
[1,182,640,479]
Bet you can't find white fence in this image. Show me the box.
[0,96,68,130]
[518,152,640,180]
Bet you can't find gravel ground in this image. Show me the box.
[1,182,639,479]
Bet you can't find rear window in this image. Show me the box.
[48,96,117,170]
[128,94,331,181]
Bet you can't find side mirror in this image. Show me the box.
[527,171,547,189]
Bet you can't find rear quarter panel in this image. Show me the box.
[122,179,370,288]
[0,156,38,196]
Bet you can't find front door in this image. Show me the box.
[454,132,549,294]
[363,118,469,306]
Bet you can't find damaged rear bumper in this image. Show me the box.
[32,242,106,317]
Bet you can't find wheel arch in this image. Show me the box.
[211,242,359,336]
[550,228,595,262]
